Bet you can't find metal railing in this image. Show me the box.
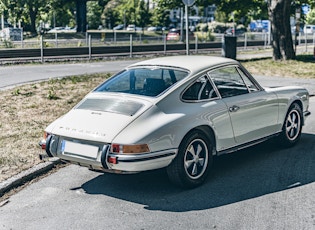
[0,31,314,62]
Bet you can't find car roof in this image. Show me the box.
[128,55,239,74]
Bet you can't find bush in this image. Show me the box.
[3,39,14,48]
[195,31,215,42]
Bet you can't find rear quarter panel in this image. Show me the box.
[113,87,234,153]
[265,86,309,126]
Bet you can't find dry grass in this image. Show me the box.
[242,55,315,79]
[0,73,110,182]
[0,56,314,183]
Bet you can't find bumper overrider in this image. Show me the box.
[39,134,177,173]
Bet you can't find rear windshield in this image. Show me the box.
[95,67,189,97]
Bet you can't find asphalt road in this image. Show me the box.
[0,58,315,229]
[1,58,315,96]
[0,59,139,90]
[0,97,314,230]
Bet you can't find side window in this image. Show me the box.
[209,67,249,98]
[182,75,217,101]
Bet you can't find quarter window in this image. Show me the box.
[182,75,217,101]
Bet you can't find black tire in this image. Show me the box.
[279,103,302,147]
[167,130,213,188]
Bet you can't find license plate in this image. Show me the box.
[61,140,99,159]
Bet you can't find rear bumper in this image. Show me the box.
[56,149,177,173]
[107,150,177,172]
[39,136,177,173]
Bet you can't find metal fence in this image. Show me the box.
[0,31,314,62]
[2,31,314,48]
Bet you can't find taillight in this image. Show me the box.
[111,144,150,154]
[40,132,51,150]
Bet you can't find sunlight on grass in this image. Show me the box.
[0,73,111,182]
[241,55,315,79]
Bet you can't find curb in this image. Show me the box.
[0,158,62,197]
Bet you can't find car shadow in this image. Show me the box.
[80,133,315,212]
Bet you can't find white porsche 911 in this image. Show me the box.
[40,56,311,188]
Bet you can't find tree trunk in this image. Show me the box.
[29,8,37,34]
[268,0,296,60]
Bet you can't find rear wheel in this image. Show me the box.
[279,103,302,147]
[167,130,213,188]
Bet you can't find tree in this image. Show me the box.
[151,5,171,27]
[137,0,151,29]
[87,1,103,29]
[49,0,76,28]
[267,0,296,60]
[306,8,315,24]
[8,0,72,33]
[104,0,151,28]
[209,0,315,60]
[103,0,120,28]
[14,0,48,33]
[267,0,315,60]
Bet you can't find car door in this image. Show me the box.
[209,65,279,144]
[181,74,236,151]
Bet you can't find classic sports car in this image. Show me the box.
[39,56,311,188]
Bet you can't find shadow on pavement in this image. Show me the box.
[80,133,315,212]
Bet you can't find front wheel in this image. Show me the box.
[279,103,302,147]
[167,131,213,188]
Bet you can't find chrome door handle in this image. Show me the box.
[229,105,240,112]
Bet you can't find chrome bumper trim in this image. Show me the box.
[109,150,177,163]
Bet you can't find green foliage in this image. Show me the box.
[103,1,120,29]
[151,4,171,27]
[306,9,315,25]
[195,31,215,42]
[214,11,229,23]
[2,0,314,36]
[87,1,104,29]
[3,39,14,48]
[11,88,33,97]
[12,88,21,96]
[198,24,209,32]
[137,0,151,28]
[47,87,59,100]
[153,0,184,10]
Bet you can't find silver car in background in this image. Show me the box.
[40,56,311,188]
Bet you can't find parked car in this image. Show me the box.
[225,27,247,36]
[40,56,310,188]
[113,24,124,30]
[0,21,13,30]
[166,29,180,40]
[166,28,194,41]
[48,26,76,33]
[126,24,142,31]
[147,26,162,31]
[126,24,135,31]
[304,25,315,34]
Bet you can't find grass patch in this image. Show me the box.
[0,73,111,182]
[241,54,315,79]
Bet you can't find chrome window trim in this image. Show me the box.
[207,64,264,99]
[180,73,220,103]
